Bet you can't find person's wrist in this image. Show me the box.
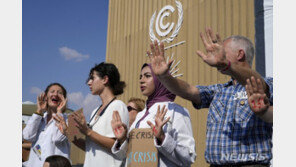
[119,136,127,145]
[156,133,165,145]
[254,107,269,117]
[35,109,43,116]
[85,127,92,136]
[158,71,170,80]
[64,127,69,136]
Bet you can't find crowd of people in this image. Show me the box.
[22,28,273,167]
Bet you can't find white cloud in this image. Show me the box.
[82,94,101,114]
[68,92,84,106]
[22,101,35,104]
[59,46,89,62]
[30,87,42,95]
[68,92,101,121]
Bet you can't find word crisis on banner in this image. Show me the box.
[126,128,158,167]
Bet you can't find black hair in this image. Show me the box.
[44,155,71,167]
[87,62,126,95]
[44,83,67,98]
[141,63,149,70]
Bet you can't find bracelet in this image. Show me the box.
[221,61,231,72]
[34,111,43,117]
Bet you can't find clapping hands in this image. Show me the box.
[53,113,68,135]
[72,112,90,135]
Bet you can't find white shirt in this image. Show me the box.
[22,112,70,167]
[112,102,196,167]
[84,100,129,167]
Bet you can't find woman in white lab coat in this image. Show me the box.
[23,83,70,167]
[111,63,196,167]
[71,62,129,167]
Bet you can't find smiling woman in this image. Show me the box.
[22,83,70,167]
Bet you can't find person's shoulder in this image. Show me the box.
[196,81,230,90]
[264,77,273,83]
[168,102,188,111]
[168,102,191,118]
[151,101,169,109]
[111,99,127,107]
[109,100,128,113]
[152,101,187,110]
[159,102,189,115]
[135,109,146,119]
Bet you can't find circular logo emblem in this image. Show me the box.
[149,0,183,43]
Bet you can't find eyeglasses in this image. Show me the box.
[127,106,138,112]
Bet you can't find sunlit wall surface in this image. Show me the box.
[106,0,256,166]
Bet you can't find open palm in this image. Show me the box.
[196,28,227,70]
[246,76,270,115]
[147,40,173,77]
[37,92,47,113]
[57,94,67,113]
[147,105,170,142]
[111,110,127,142]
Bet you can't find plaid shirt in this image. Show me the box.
[193,77,273,165]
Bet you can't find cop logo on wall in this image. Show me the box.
[148,0,184,78]
[149,0,183,44]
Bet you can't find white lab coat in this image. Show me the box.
[112,102,196,167]
[22,112,70,167]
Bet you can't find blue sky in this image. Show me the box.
[22,0,109,120]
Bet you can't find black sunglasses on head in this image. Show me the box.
[127,106,138,112]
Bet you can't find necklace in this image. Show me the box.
[87,97,116,128]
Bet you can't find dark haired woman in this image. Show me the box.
[43,155,72,167]
[22,83,70,167]
[111,63,196,167]
[72,62,129,167]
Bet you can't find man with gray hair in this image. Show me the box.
[148,28,273,166]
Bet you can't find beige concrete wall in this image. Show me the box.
[106,0,255,166]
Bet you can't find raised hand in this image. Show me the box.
[37,92,47,114]
[57,94,67,114]
[147,105,170,144]
[147,40,174,77]
[72,112,89,135]
[111,111,128,144]
[53,113,68,135]
[196,28,228,70]
[246,76,270,115]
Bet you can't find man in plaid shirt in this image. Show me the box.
[147,28,273,167]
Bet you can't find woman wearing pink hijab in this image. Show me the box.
[111,63,196,167]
